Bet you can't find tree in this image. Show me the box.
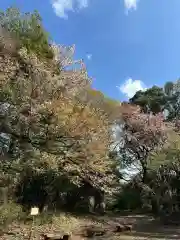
[129,80,180,121]
[0,7,53,60]
[114,103,166,183]
[0,26,120,210]
[166,79,180,120]
[129,86,167,114]
[75,88,121,121]
[164,81,174,96]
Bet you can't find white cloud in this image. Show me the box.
[117,78,146,98]
[77,0,88,8]
[51,0,89,19]
[51,0,139,18]
[124,0,139,13]
[86,53,92,60]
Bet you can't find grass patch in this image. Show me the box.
[51,213,80,234]
[0,202,25,229]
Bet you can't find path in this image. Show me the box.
[1,213,180,239]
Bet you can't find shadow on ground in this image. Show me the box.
[84,212,180,239]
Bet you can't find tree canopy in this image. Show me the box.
[2,7,180,223]
[0,7,53,60]
[0,8,123,212]
[129,86,167,114]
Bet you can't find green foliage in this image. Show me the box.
[0,6,53,60]
[148,135,180,170]
[129,86,167,114]
[15,169,77,211]
[114,139,180,215]
[114,184,141,210]
[165,79,180,120]
[129,79,180,121]
[164,81,174,96]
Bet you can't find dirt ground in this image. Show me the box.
[90,213,180,240]
[1,213,180,239]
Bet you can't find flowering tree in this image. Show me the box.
[0,26,121,201]
[115,103,167,183]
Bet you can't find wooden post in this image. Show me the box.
[28,207,39,240]
[28,216,34,240]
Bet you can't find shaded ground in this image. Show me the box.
[90,213,180,239]
[1,212,180,239]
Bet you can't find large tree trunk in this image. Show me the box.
[151,197,159,214]
[0,187,8,205]
[88,196,95,213]
[141,163,148,184]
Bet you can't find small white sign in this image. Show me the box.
[30,207,39,216]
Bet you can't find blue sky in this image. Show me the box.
[1,0,180,101]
